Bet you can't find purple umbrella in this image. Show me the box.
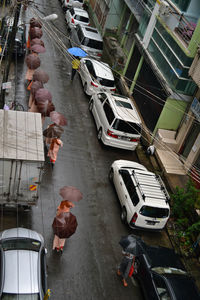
[25,54,41,69]
[35,88,52,104]
[33,70,49,83]
[30,44,46,54]
[59,186,83,202]
[30,38,45,47]
[30,27,43,39]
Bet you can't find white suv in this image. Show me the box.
[109,160,170,230]
[89,93,142,151]
[65,8,90,29]
[62,0,83,10]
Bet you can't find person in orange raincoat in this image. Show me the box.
[47,138,63,164]
[52,200,74,252]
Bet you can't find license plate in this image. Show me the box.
[146,220,156,225]
[120,136,130,141]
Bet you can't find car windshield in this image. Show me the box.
[112,119,141,135]
[140,206,169,218]
[75,15,89,23]
[2,238,41,251]
[1,293,40,299]
[96,76,115,87]
[152,267,186,275]
[82,38,103,50]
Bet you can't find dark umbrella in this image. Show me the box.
[25,54,41,70]
[30,18,42,28]
[33,70,49,83]
[37,100,55,116]
[43,124,64,138]
[30,27,43,39]
[50,111,67,126]
[30,38,45,47]
[52,212,78,239]
[30,81,43,97]
[35,88,52,103]
[30,44,46,53]
[119,235,144,256]
[59,186,83,202]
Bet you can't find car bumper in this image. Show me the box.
[101,131,138,151]
[129,223,165,231]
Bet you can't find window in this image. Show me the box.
[77,26,84,43]
[119,169,140,206]
[2,238,41,251]
[70,8,74,15]
[115,100,132,109]
[103,100,115,125]
[139,206,169,218]
[97,93,107,103]
[112,119,141,135]
[85,60,96,78]
[152,273,171,300]
[75,15,89,23]
[41,249,47,294]
[97,77,115,87]
[82,38,103,50]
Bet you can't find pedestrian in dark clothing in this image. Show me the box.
[117,251,135,287]
[71,56,80,81]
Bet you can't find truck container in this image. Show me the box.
[0,110,45,208]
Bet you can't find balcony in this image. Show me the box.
[123,0,155,22]
[174,18,197,47]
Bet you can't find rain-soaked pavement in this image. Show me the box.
[0,1,167,299]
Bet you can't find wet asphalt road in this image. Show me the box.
[1,3,145,300]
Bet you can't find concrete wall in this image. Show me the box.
[104,0,124,30]
[153,98,188,135]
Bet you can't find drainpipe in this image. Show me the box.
[122,40,135,76]
[130,56,144,93]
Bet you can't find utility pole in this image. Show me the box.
[0,1,22,108]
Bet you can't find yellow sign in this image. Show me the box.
[0,46,2,53]
[29,184,37,191]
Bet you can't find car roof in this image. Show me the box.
[142,244,184,269]
[130,169,170,208]
[0,228,43,243]
[84,58,114,80]
[73,7,89,17]
[107,93,142,124]
[3,250,39,294]
[164,273,200,299]
[79,25,103,41]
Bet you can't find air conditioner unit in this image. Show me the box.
[159,1,170,17]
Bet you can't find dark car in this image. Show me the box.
[133,236,200,300]
[0,16,26,56]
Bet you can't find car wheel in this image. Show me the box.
[121,207,127,224]
[97,128,102,140]
[89,100,93,112]
[84,83,88,94]
[109,168,114,182]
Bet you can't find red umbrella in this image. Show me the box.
[33,70,49,83]
[30,81,43,97]
[52,212,78,239]
[36,100,55,116]
[25,54,41,69]
[50,111,67,126]
[43,124,64,138]
[35,88,52,104]
[30,18,42,28]
[30,38,45,47]
[59,186,83,202]
[30,27,43,39]
[30,44,46,53]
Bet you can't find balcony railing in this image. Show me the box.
[174,17,197,46]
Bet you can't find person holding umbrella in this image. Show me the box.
[47,137,63,165]
[71,55,80,81]
[117,251,135,287]
[67,47,87,81]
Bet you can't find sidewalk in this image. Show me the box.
[136,144,200,290]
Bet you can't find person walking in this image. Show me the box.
[56,200,75,215]
[47,137,63,165]
[117,251,135,287]
[71,56,80,81]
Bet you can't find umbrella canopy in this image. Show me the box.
[35,88,52,103]
[50,111,67,126]
[43,124,64,138]
[30,38,45,47]
[52,212,78,239]
[30,44,46,53]
[30,18,42,28]
[119,235,143,256]
[30,81,43,97]
[67,47,87,57]
[30,27,43,39]
[59,186,83,202]
[37,100,55,116]
[33,70,49,83]
[25,54,41,69]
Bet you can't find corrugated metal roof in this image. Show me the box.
[0,110,44,161]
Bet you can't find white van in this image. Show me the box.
[109,160,170,230]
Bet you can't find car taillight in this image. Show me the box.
[110,88,116,92]
[107,129,118,139]
[67,0,69,2]
[130,137,140,142]
[91,81,98,87]
[97,53,102,57]
[71,18,74,24]
[131,213,138,224]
